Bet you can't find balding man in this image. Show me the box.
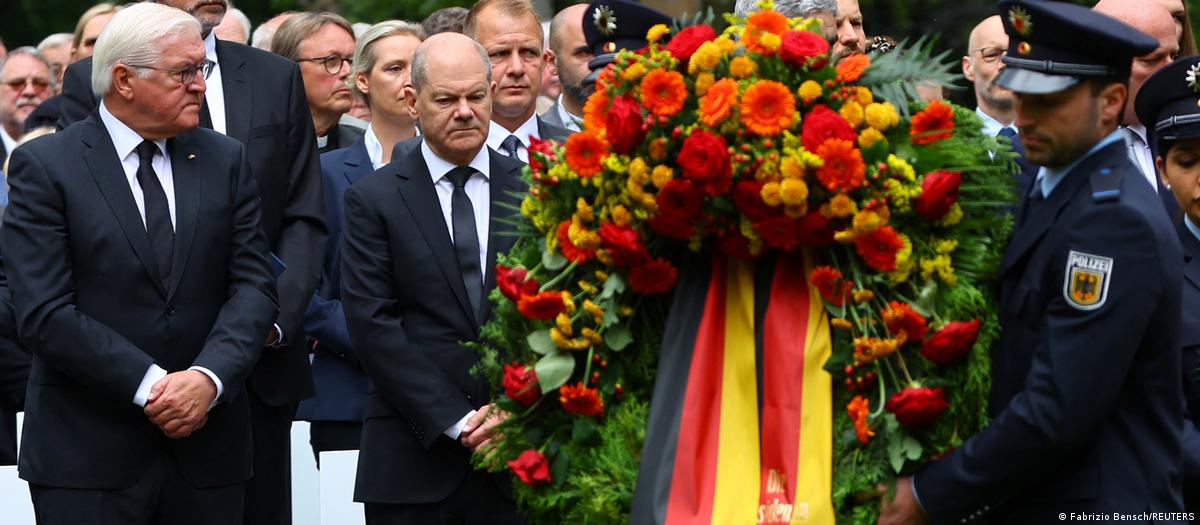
[964,15,1036,195]
[1095,0,1181,219]
[465,0,571,163]
[2,4,277,523]
[341,31,526,525]
[734,0,837,43]
[542,3,590,131]
[251,12,298,51]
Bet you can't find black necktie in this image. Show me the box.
[136,140,174,286]
[199,99,213,130]
[500,134,521,160]
[999,127,1037,202]
[447,166,482,318]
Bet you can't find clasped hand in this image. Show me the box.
[460,404,508,454]
[144,370,216,439]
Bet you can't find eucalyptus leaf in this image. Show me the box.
[911,279,939,318]
[527,330,555,356]
[599,273,626,300]
[536,351,576,393]
[605,325,633,352]
[543,241,567,271]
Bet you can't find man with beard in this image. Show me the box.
[58,2,327,524]
[0,48,54,171]
[465,0,571,163]
[964,15,1037,196]
[833,0,866,60]
[541,3,590,132]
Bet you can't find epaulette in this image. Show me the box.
[1090,166,1121,203]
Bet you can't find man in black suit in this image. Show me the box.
[465,0,571,162]
[342,31,526,525]
[879,1,1185,524]
[1,4,277,523]
[58,2,326,523]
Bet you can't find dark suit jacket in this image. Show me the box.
[914,141,1185,523]
[297,139,373,423]
[0,245,28,466]
[341,144,525,504]
[60,41,326,407]
[537,116,572,142]
[319,123,366,155]
[1179,223,1200,518]
[1,113,278,489]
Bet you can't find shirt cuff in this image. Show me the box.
[188,366,224,410]
[443,409,476,439]
[133,364,168,407]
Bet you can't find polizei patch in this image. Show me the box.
[1063,250,1113,311]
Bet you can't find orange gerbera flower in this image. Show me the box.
[565,132,608,177]
[560,382,604,417]
[814,139,866,192]
[583,88,609,134]
[883,301,928,342]
[698,78,739,127]
[809,265,852,306]
[835,53,870,83]
[855,225,904,272]
[518,291,566,321]
[739,80,796,136]
[640,69,688,118]
[910,100,955,145]
[743,10,789,55]
[847,395,874,444]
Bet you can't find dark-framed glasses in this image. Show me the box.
[975,47,1007,64]
[2,77,51,93]
[127,59,215,86]
[297,54,353,75]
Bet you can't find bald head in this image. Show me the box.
[963,15,1013,122]
[1094,0,1178,124]
[968,15,1004,55]
[407,32,493,165]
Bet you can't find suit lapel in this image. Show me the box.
[216,42,252,143]
[166,134,201,299]
[393,147,477,327]
[344,139,371,186]
[81,114,168,298]
[999,143,1123,277]
[481,152,526,323]
[1179,223,1200,291]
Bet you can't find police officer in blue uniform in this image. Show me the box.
[878,1,1187,524]
[579,0,671,98]
[1135,55,1200,522]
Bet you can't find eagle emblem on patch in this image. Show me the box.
[1063,250,1113,310]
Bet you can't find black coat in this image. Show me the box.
[914,139,1186,524]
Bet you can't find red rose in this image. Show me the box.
[754,215,800,250]
[921,319,981,366]
[598,222,649,267]
[496,265,539,303]
[666,24,717,64]
[649,179,704,239]
[507,449,552,487]
[502,363,541,407]
[854,225,903,272]
[885,386,948,428]
[606,95,646,155]
[780,30,830,69]
[795,210,835,247]
[718,229,757,260]
[732,179,774,221]
[517,291,565,320]
[629,257,679,294]
[677,130,732,196]
[801,104,856,153]
[914,170,962,220]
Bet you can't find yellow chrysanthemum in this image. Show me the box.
[839,101,865,129]
[853,289,875,304]
[574,198,594,223]
[578,281,599,296]
[852,209,885,235]
[761,181,783,207]
[649,138,668,161]
[560,292,577,314]
[760,32,782,51]
[688,41,724,74]
[556,312,574,335]
[647,24,670,44]
[730,56,758,78]
[888,234,914,284]
[583,299,605,324]
[628,157,649,180]
[780,156,803,179]
[865,102,901,131]
[936,203,964,227]
[611,204,632,227]
[551,328,591,351]
[622,62,646,82]
[651,165,674,189]
[856,87,874,106]
[859,128,885,149]
[798,80,823,104]
[715,35,736,54]
[779,178,808,206]
[886,154,916,181]
[828,193,857,218]
[581,327,604,345]
[694,72,716,97]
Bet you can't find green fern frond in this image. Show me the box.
[860,36,962,117]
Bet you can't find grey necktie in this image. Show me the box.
[500,134,521,160]
[136,140,174,286]
[447,166,482,318]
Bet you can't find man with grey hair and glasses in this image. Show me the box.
[735,0,838,43]
[2,3,278,523]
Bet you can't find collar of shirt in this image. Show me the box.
[1187,215,1200,245]
[555,94,582,132]
[0,126,16,157]
[1121,124,1158,190]
[99,101,166,161]
[422,141,491,184]
[203,32,227,135]
[486,115,540,162]
[1037,129,1125,198]
[364,124,383,170]
[975,106,1013,138]
[98,101,176,229]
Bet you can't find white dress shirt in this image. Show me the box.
[554,95,582,132]
[420,141,491,438]
[98,102,224,409]
[976,107,1018,162]
[364,124,384,171]
[203,33,227,135]
[486,114,540,163]
[0,126,16,159]
[1122,125,1159,192]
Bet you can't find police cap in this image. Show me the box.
[1135,56,1200,145]
[582,0,672,73]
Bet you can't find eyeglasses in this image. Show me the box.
[2,77,51,93]
[975,47,1007,64]
[297,54,353,75]
[127,59,215,86]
